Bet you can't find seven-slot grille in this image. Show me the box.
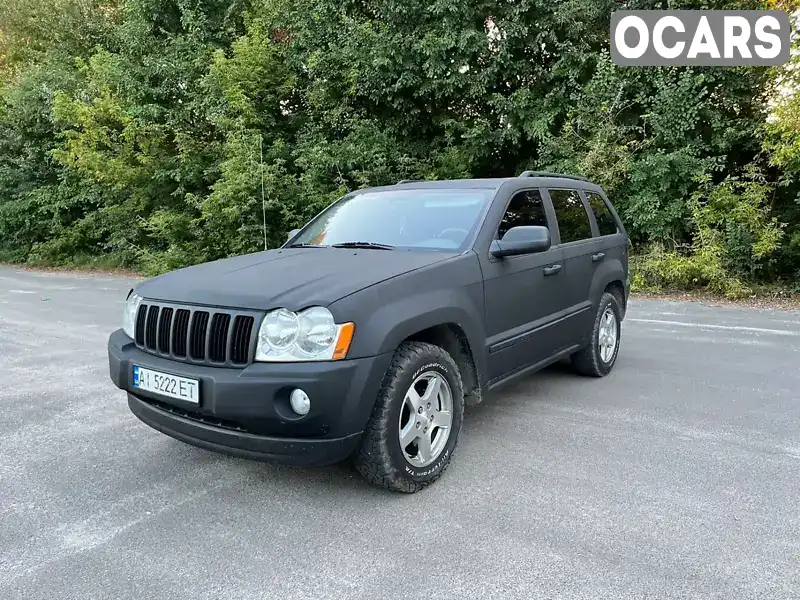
[134,300,258,367]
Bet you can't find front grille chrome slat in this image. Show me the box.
[135,304,148,345]
[172,309,191,357]
[190,311,209,360]
[132,300,259,368]
[231,316,254,365]
[145,305,160,350]
[208,313,231,363]
[157,307,173,354]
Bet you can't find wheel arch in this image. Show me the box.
[603,279,627,319]
[374,304,487,401]
[589,259,627,319]
[402,323,482,405]
[331,281,489,396]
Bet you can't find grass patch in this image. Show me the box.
[0,251,142,277]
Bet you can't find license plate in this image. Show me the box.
[132,365,200,404]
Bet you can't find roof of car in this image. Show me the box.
[349,172,603,196]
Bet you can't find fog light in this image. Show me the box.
[290,388,311,416]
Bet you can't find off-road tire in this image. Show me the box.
[571,291,622,377]
[354,342,464,493]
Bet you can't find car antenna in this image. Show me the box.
[260,134,267,250]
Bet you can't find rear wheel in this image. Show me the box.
[571,291,621,377]
[354,341,464,493]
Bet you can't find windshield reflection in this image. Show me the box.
[288,189,493,251]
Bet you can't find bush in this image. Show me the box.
[631,243,752,299]
[0,0,798,297]
[631,167,787,299]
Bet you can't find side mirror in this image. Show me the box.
[287,228,300,241]
[490,226,551,258]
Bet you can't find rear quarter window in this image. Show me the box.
[585,191,619,237]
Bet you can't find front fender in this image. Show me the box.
[328,261,488,388]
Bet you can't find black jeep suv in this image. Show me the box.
[108,171,629,492]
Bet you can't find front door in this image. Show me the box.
[480,189,568,382]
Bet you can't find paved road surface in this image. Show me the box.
[1,266,799,600]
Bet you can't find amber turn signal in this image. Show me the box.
[333,322,355,360]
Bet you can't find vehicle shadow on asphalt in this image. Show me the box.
[168,441,387,495]
[161,360,580,495]
[466,359,577,416]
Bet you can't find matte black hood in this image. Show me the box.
[135,247,456,311]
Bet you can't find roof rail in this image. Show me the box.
[397,179,423,184]
[518,170,590,182]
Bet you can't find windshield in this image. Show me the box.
[287,188,493,251]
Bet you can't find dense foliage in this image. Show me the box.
[0,0,798,295]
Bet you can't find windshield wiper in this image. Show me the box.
[286,243,328,248]
[330,242,395,250]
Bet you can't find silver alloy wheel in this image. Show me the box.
[598,306,618,363]
[398,371,453,468]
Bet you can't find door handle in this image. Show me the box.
[543,264,562,276]
[592,252,606,263]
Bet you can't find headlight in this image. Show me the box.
[261,308,299,350]
[255,307,354,362]
[122,291,142,339]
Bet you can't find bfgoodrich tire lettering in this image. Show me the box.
[571,291,621,377]
[354,341,464,493]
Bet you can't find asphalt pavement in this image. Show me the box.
[1,266,799,600]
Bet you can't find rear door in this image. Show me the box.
[584,188,627,265]
[583,188,629,307]
[543,188,598,351]
[479,188,567,381]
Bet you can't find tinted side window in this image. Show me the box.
[497,190,548,239]
[548,189,592,244]
[586,191,618,236]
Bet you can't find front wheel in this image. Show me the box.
[571,291,622,377]
[354,341,464,493]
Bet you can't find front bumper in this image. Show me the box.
[127,394,363,465]
[108,329,390,466]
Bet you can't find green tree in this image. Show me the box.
[1,0,799,291]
